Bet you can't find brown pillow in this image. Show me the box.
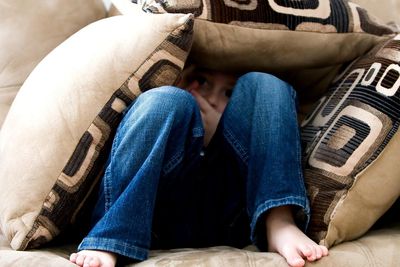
[0,9,193,250]
[0,0,106,129]
[301,34,400,247]
[120,0,396,118]
[137,2,393,69]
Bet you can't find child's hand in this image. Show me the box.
[189,88,221,147]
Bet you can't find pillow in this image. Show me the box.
[301,34,400,247]
[0,0,106,129]
[116,0,396,117]
[134,2,394,67]
[351,0,400,26]
[0,9,193,250]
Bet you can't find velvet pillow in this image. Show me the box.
[0,9,193,250]
[301,34,400,247]
[0,0,106,129]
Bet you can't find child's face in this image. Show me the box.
[182,68,238,113]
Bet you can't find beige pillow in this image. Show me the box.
[135,2,393,67]
[301,34,400,247]
[117,0,396,116]
[0,0,106,129]
[0,9,193,250]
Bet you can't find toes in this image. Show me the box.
[75,254,86,266]
[89,257,101,267]
[281,246,306,267]
[69,253,78,263]
[306,245,317,261]
[313,244,329,260]
[287,256,306,267]
[320,245,329,256]
[298,244,313,258]
[314,246,323,259]
[83,256,93,267]
[299,244,328,263]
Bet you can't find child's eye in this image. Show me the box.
[195,75,207,85]
[225,90,233,98]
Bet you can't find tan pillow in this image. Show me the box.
[0,0,106,129]
[136,2,393,67]
[0,9,193,250]
[301,34,400,247]
[117,0,396,116]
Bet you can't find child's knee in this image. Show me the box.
[135,86,197,115]
[237,72,296,102]
[125,86,198,127]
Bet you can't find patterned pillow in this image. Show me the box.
[136,1,392,70]
[123,0,397,116]
[301,34,400,247]
[0,10,193,250]
[0,0,106,129]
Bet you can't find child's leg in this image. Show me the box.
[218,72,328,266]
[70,86,204,267]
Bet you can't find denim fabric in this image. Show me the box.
[78,72,310,261]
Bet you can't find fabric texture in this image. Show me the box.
[0,0,106,129]
[1,225,400,266]
[301,34,400,247]
[0,10,193,250]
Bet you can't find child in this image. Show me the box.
[70,66,328,267]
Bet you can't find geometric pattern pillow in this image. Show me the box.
[0,0,106,129]
[132,0,396,101]
[301,34,400,248]
[136,0,394,67]
[0,10,193,250]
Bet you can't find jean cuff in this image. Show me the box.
[78,237,148,261]
[250,196,310,247]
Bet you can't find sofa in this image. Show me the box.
[1,0,400,266]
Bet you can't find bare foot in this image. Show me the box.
[69,250,117,267]
[265,206,328,267]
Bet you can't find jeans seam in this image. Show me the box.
[192,126,204,138]
[223,128,249,165]
[104,168,112,211]
[104,131,121,211]
[290,95,307,196]
[162,150,184,175]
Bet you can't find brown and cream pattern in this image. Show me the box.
[301,34,400,246]
[138,0,394,35]
[20,19,193,250]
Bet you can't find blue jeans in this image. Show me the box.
[78,72,310,261]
